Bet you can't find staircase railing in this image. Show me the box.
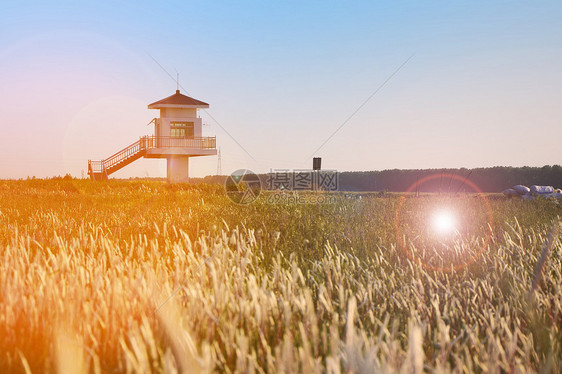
[141,136,216,150]
[88,160,105,174]
[88,135,217,179]
[103,139,142,171]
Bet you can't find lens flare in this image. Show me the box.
[395,173,493,271]
[432,211,456,235]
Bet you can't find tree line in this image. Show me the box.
[337,165,562,192]
[193,165,562,193]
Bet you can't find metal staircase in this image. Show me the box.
[87,135,217,180]
[88,138,146,180]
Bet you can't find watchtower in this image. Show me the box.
[88,90,217,182]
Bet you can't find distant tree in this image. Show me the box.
[335,165,562,192]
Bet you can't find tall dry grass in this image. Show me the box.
[0,180,560,373]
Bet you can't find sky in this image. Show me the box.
[0,1,561,179]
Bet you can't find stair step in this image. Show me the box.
[89,140,145,180]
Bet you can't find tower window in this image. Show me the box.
[170,122,194,138]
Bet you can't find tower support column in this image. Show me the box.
[167,156,189,183]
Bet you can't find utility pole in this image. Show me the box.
[217,147,222,175]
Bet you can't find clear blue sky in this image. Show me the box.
[0,1,561,178]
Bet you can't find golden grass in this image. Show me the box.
[0,179,560,373]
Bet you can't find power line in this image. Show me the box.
[147,53,255,161]
[308,54,415,160]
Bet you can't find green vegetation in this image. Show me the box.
[196,164,562,192]
[0,180,560,373]
[336,165,562,192]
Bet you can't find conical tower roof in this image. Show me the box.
[148,90,209,109]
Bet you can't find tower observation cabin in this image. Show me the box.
[88,90,217,182]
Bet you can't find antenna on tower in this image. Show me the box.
[217,147,222,176]
[176,71,179,92]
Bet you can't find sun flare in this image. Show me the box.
[432,210,457,235]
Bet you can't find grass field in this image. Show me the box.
[0,179,560,373]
